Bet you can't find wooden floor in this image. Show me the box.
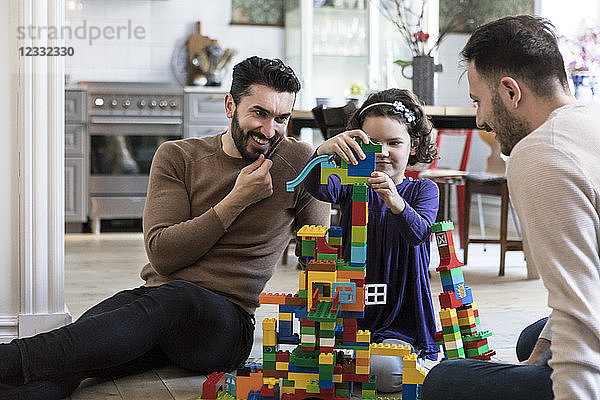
[64,228,549,399]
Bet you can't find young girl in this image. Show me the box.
[303,88,439,392]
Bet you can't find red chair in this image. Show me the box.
[406,129,474,247]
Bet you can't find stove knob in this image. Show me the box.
[123,99,131,108]
[93,97,104,107]
[110,99,118,108]
[138,99,147,108]
[159,100,168,108]
[149,100,157,108]
[169,101,178,109]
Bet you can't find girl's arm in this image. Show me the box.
[388,179,439,246]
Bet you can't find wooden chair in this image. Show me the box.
[461,131,534,277]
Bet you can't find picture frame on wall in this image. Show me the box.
[440,0,535,33]
[231,0,285,27]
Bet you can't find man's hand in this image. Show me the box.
[368,171,406,214]
[214,155,273,228]
[520,338,552,366]
[231,154,274,206]
[316,130,369,165]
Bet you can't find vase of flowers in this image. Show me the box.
[562,27,600,100]
[376,0,469,105]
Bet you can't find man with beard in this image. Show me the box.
[421,16,600,400]
[0,56,329,400]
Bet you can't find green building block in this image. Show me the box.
[302,241,316,257]
[290,347,319,367]
[262,360,276,370]
[306,380,321,394]
[282,379,295,387]
[316,253,338,261]
[352,184,368,202]
[431,220,454,233]
[300,326,315,335]
[319,329,335,338]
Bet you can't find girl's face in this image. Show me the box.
[362,115,415,185]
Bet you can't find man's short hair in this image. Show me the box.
[230,56,301,104]
[461,15,569,97]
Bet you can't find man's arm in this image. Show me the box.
[508,144,600,399]
[144,143,273,276]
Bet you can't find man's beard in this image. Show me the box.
[491,92,532,156]
[230,111,282,161]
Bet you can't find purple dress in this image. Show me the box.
[304,156,440,360]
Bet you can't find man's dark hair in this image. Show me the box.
[230,56,301,104]
[461,15,570,97]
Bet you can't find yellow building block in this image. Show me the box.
[319,353,334,365]
[288,372,319,390]
[276,362,289,371]
[439,308,459,320]
[355,365,370,375]
[299,271,306,291]
[262,318,277,346]
[334,374,342,383]
[321,321,336,331]
[402,353,428,385]
[282,387,296,395]
[442,332,462,342]
[356,330,371,343]
[263,377,279,388]
[279,312,293,321]
[369,343,412,357]
[297,225,329,238]
[351,225,367,243]
[321,168,370,185]
[356,349,371,359]
[308,271,337,282]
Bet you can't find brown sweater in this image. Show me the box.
[140,134,330,315]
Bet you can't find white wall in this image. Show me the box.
[0,0,20,340]
[65,0,285,85]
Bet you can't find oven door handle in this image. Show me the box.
[90,117,183,125]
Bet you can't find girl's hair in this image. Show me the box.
[347,88,437,166]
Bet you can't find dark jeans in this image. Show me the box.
[1,280,254,400]
[421,317,552,400]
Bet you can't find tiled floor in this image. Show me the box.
[63,229,549,399]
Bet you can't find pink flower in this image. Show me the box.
[413,30,430,43]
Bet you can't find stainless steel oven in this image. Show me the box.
[83,82,184,233]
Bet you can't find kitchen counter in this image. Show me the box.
[184,86,228,94]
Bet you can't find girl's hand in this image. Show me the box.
[316,130,370,165]
[368,171,406,214]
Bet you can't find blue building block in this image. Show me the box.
[401,384,419,400]
[458,286,473,304]
[288,361,319,374]
[319,380,334,389]
[329,226,343,237]
[339,310,365,319]
[350,245,367,264]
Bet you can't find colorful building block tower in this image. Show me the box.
[431,221,495,361]
[255,136,427,400]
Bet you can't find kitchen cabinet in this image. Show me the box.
[184,88,229,139]
[65,88,88,225]
[284,0,381,109]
